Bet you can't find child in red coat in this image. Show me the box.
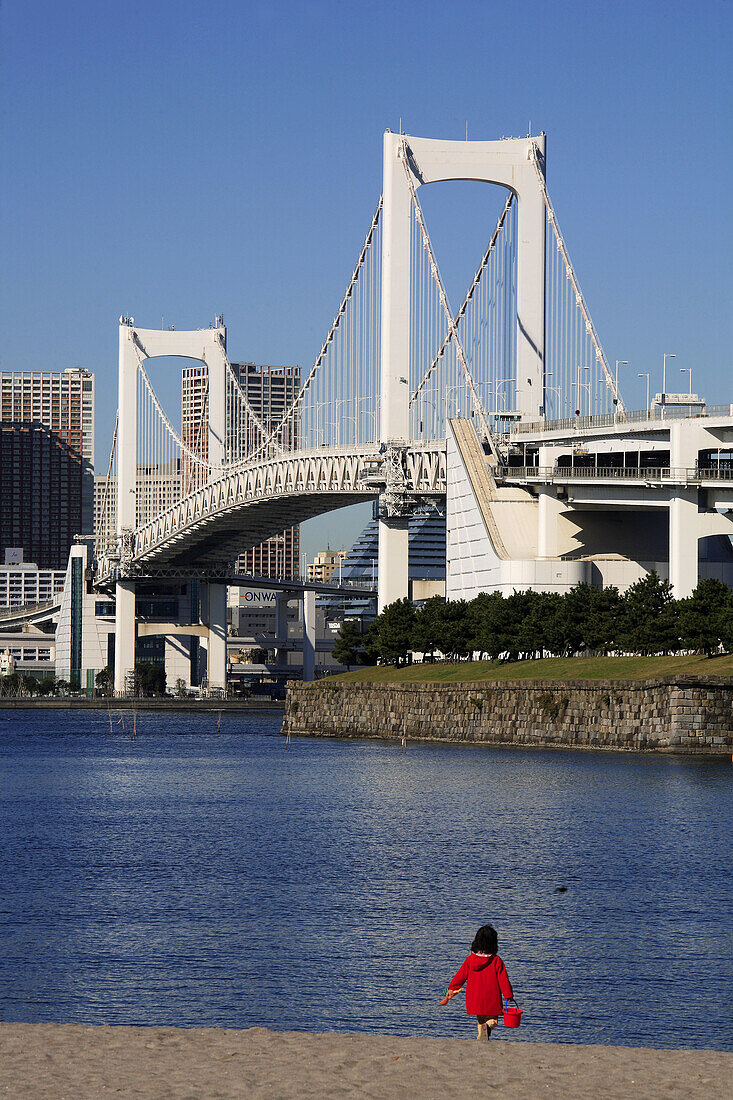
[441,924,514,1040]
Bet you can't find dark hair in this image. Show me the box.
[471,924,498,955]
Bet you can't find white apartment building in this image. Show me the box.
[0,551,65,609]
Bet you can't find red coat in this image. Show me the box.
[449,953,513,1016]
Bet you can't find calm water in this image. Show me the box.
[0,709,731,1050]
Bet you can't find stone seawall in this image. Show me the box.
[283,678,733,754]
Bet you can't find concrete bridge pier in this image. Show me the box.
[114,580,136,694]
[668,420,708,598]
[274,594,289,667]
[302,589,316,681]
[202,582,227,692]
[669,489,699,597]
[378,518,409,611]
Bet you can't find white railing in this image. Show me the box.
[512,403,731,436]
[500,465,733,483]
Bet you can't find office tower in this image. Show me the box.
[0,549,65,609]
[181,361,301,579]
[0,369,95,565]
[94,461,182,539]
[307,548,348,583]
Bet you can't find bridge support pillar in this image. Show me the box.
[303,589,316,682]
[669,489,698,598]
[537,487,564,558]
[275,594,289,668]
[114,580,136,695]
[204,582,228,692]
[208,328,227,476]
[378,518,409,612]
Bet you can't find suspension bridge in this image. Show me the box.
[90,131,733,693]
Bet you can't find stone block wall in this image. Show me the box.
[283,678,733,755]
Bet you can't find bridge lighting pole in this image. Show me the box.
[680,367,692,396]
[544,372,561,419]
[573,366,591,417]
[662,353,676,416]
[638,372,650,416]
[614,361,627,420]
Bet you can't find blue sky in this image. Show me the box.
[1,0,731,560]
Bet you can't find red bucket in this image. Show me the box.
[503,1003,522,1028]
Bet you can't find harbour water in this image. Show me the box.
[0,709,731,1050]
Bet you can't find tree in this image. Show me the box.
[468,591,505,659]
[412,596,447,659]
[95,666,114,696]
[134,662,166,697]
[174,677,188,698]
[0,672,22,697]
[558,583,621,656]
[438,599,472,659]
[371,598,416,665]
[616,572,680,655]
[520,590,566,658]
[678,579,733,656]
[332,621,365,670]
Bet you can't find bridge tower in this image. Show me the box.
[378,131,547,610]
[113,319,229,695]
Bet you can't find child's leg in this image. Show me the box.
[476,1016,499,1040]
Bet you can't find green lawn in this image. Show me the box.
[331,654,733,683]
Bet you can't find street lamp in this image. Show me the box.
[614,360,628,408]
[680,367,692,396]
[544,372,562,418]
[662,353,676,402]
[638,372,650,417]
[573,365,591,416]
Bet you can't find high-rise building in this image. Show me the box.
[94,461,182,545]
[0,369,95,565]
[0,422,86,569]
[0,549,65,610]
[181,361,301,578]
[307,548,348,583]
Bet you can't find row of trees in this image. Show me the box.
[0,662,168,698]
[0,673,76,698]
[334,575,733,666]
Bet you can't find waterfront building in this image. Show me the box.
[54,543,198,691]
[307,548,348,583]
[338,506,446,602]
[94,461,182,541]
[0,550,65,610]
[0,422,86,570]
[0,368,95,539]
[182,361,301,578]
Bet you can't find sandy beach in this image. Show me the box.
[0,1023,729,1099]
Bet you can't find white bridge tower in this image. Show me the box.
[378,131,547,610]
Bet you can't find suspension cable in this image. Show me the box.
[132,335,213,467]
[528,142,625,416]
[399,140,500,463]
[214,331,278,452]
[243,196,383,464]
[410,190,514,406]
[95,411,118,555]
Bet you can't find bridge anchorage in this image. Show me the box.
[89,132,731,693]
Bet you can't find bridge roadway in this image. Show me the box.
[99,415,733,582]
[99,442,446,578]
